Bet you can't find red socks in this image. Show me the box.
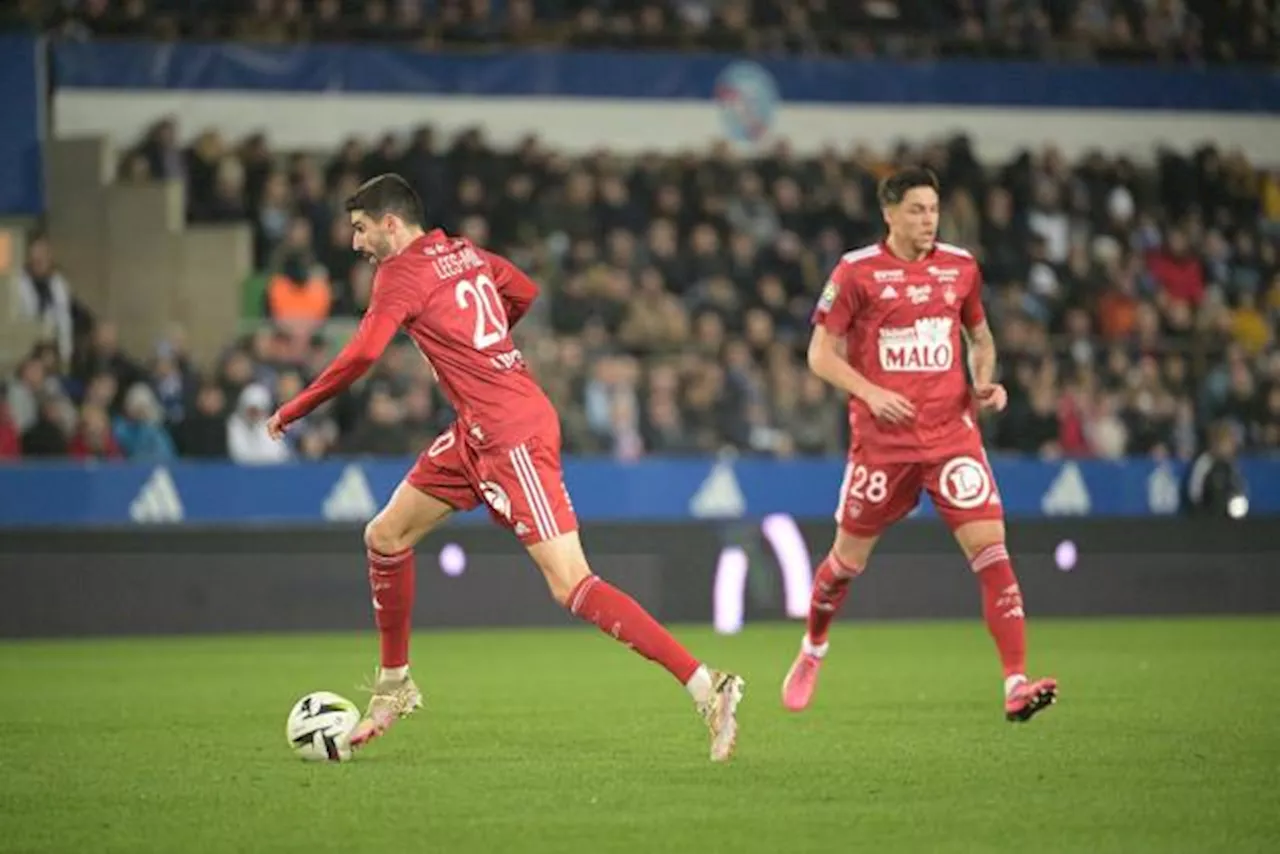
[567,576,701,684]
[806,552,862,647]
[368,547,415,669]
[972,543,1026,679]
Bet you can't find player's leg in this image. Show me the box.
[782,457,920,712]
[352,429,477,748]
[928,452,1057,722]
[364,481,455,679]
[526,531,744,762]
[492,438,745,761]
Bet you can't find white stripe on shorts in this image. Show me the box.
[834,461,854,523]
[509,444,559,541]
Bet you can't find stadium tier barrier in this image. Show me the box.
[2,517,1277,637]
[49,38,1280,162]
[0,455,1276,527]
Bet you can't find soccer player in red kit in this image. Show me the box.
[781,168,1058,722]
[267,175,745,760]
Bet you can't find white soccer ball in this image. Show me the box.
[286,691,360,763]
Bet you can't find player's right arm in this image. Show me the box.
[268,264,418,436]
[808,266,916,424]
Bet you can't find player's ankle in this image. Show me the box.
[1003,673,1027,697]
[380,665,410,683]
[802,636,829,658]
[684,665,714,704]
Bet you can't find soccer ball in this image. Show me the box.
[286,691,360,762]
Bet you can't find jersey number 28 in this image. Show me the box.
[455,274,509,350]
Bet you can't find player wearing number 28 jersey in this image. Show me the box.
[269,175,744,760]
[781,168,1058,723]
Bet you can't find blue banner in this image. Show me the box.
[0,35,45,216]
[51,41,1280,113]
[1,456,1276,528]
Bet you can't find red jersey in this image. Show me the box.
[812,240,987,463]
[278,230,556,450]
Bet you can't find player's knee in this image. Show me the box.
[364,517,408,556]
[548,570,590,608]
[954,520,1007,564]
[527,532,592,607]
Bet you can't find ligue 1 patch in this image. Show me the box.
[818,280,838,311]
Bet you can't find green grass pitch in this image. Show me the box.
[1,617,1277,853]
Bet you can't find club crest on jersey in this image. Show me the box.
[817,280,838,311]
[878,316,954,372]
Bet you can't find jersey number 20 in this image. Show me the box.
[455,274,509,350]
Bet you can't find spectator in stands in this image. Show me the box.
[69,403,123,460]
[342,388,409,456]
[72,322,144,405]
[14,234,77,366]
[0,393,21,459]
[227,382,290,464]
[1183,420,1250,518]
[6,356,50,435]
[175,381,229,458]
[266,254,333,325]
[1147,227,1206,307]
[22,394,73,458]
[113,383,176,461]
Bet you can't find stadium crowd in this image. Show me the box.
[4,117,1280,464]
[5,0,1276,65]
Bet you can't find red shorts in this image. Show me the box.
[406,424,578,545]
[835,442,1004,537]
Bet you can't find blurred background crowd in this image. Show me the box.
[5,0,1276,65]
[3,0,1279,465]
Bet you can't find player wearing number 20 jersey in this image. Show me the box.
[271,174,745,762]
[781,168,1057,725]
[276,226,569,542]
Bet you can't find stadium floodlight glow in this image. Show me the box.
[1228,495,1249,519]
[713,513,815,635]
[439,543,467,576]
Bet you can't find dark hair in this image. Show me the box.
[877,168,941,207]
[344,173,425,226]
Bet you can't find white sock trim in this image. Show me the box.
[1004,674,1027,697]
[685,665,714,704]
[380,665,409,682]
[802,636,829,658]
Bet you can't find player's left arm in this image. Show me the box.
[961,267,1007,412]
[268,266,415,437]
[479,249,539,328]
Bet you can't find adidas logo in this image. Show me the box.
[689,458,746,519]
[879,285,899,299]
[130,467,184,523]
[1147,462,1180,515]
[323,464,378,522]
[1041,462,1091,515]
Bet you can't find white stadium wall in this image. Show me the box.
[53,90,1280,165]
